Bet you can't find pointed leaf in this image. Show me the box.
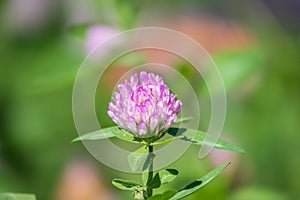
[112,179,142,191]
[170,162,230,200]
[72,126,118,142]
[128,146,148,171]
[147,173,161,189]
[72,126,140,144]
[167,128,246,153]
[151,136,184,146]
[113,129,139,143]
[148,190,177,200]
[142,170,148,186]
[160,169,179,185]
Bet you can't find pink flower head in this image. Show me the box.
[108,72,182,137]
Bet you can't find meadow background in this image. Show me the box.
[0,0,299,199]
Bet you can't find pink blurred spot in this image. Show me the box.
[56,160,115,200]
[85,25,119,58]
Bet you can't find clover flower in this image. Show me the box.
[108,71,182,137]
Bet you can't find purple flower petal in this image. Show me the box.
[138,122,147,136]
[107,71,182,137]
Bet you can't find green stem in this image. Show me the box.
[147,145,154,197]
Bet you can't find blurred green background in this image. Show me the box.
[0,0,299,200]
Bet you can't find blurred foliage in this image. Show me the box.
[0,0,299,200]
[0,193,35,200]
[228,187,287,200]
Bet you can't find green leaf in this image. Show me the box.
[147,173,161,189]
[128,146,148,171]
[148,190,177,200]
[72,126,139,144]
[112,179,142,191]
[159,169,179,185]
[167,128,246,153]
[151,136,184,146]
[174,117,193,124]
[169,162,230,200]
[0,193,36,200]
[142,170,148,186]
[72,126,118,142]
[113,129,139,143]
